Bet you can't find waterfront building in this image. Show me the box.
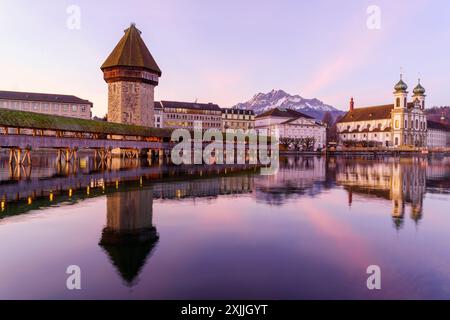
[0,90,92,119]
[337,76,428,147]
[255,107,327,150]
[222,108,255,131]
[154,102,164,128]
[101,23,161,127]
[158,100,222,130]
[426,119,450,148]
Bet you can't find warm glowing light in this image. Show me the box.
[176,189,181,198]
[69,189,73,198]
[27,197,32,205]
[140,177,143,187]
[86,186,90,195]
[49,192,54,202]
[102,185,105,193]
[1,201,5,212]
[116,180,119,189]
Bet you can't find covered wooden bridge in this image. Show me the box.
[0,108,173,165]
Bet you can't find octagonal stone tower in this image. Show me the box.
[101,23,161,127]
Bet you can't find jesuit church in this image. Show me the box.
[337,76,428,147]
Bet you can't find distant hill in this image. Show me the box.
[426,106,450,125]
[232,89,345,121]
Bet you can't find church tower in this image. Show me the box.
[101,23,161,127]
[412,79,426,110]
[392,75,408,146]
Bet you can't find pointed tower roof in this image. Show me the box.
[101,23,162,76]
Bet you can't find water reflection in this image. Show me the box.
[100,188,159,286]
[1,153,450,295]
[334,157,449,229]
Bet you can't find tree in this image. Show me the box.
[279,137,294,150]
[302,137,316,151]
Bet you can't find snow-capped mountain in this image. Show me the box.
[232,89,344,120]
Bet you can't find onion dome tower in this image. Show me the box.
[412,79,426,110]
[393,74,408,109]
[101,23,162,127]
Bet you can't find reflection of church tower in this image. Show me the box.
[391,163,405,229]
[99,188,159,286]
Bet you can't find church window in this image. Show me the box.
[396,98,400,107]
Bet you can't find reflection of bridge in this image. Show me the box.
[0,161,257,217]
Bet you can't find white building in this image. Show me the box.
[427,120,450,148]
[255,107,326,150]
[0,90,92,119]
[222,109,255,131]
[156,101,222,131]
[154,102,164,128]
[337,76,428,147]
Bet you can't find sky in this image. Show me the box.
[1,0,450,117]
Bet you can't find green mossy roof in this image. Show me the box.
[0,108,172,138]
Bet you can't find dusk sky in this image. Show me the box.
[1,0,449,116]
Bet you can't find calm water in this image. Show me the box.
[0,154,450,299]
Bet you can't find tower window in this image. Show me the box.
[396,98,400,107]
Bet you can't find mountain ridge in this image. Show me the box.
[232,89,344,121]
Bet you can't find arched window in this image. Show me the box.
[396,97,400,107]
[416,119,419,129]
[405,119,408,128]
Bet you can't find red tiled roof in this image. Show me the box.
[337,104,415,123]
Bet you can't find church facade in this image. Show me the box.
[337,77,428,147]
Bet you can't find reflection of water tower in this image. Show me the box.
[99,188,159,286]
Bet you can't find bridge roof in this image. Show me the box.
[0,108,172,138]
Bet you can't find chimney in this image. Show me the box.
[350,97,354,111]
